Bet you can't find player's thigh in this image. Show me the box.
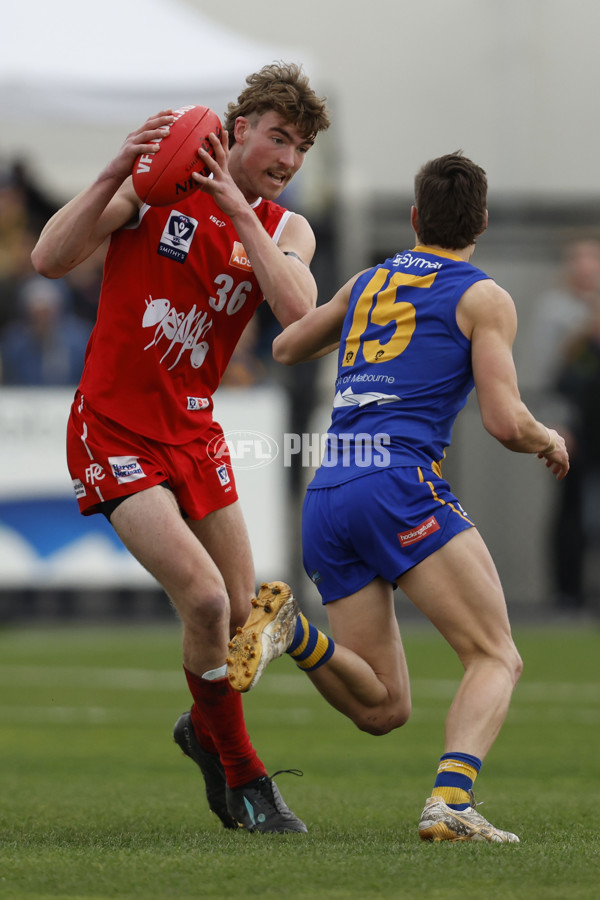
[110,483,226,609]
[186,501,255,628]
[398,527,515,663]
[326,577,410,695]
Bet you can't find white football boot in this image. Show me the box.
[418,795,520,843]
[227,581,299,692]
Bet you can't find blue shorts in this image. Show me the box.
[302,465,474,604]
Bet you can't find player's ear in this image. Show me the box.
[233,117,250,144]
[411,205,419,234]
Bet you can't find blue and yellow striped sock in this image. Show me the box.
[431,752,482,810]
[287,612,335,672]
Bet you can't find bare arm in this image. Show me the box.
[273,274,363,364]
[31,111,176,277]
[459,279,570,480]
[192,133,318,327]
[234,205,318,326]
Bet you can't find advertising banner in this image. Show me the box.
[0,387,289,588]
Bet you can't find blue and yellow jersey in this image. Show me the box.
[310,245,492,487]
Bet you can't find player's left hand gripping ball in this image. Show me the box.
[132,105,222,207]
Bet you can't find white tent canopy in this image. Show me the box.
[0,0,292,122]
[0,0,302,195]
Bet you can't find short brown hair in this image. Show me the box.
[224,61,330,146]
[414,152,487,250]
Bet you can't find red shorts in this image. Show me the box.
[66,391,238,519]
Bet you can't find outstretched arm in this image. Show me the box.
[32,111,176,277]
[272,273,362,364]
[460,279,570,480]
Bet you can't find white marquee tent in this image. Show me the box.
[0,0,300,195]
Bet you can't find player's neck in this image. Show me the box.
[418,242,476,262]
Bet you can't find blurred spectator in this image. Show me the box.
[555,299,600,605]
[0,170,28,275]
[64,242,106,325]
[0,160,61,332]
[10,158,59,234]
[221,316,267,387]
[0,169,35,331]
[530,236,600,614]
[530,237,600,387]
[0,275,91,385]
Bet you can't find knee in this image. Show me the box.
[495,636,523,687]
[354,699,411,736]
[509,645,524,687]
[464,635,523,687]
[178,582,230,633]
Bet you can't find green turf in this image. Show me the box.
[0,621,598,899]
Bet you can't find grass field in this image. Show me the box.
[0,619,598,900]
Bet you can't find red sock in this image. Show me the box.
[184,666,267,789]
[189,702,219,755]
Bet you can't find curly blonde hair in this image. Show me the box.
[224,61,330,146]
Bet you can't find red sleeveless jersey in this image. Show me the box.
[78,193,292,443]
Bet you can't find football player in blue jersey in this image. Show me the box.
[226,152,569,843]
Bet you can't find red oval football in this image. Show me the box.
[132,105,222,207]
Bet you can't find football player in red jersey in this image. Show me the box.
[31,62,330,833]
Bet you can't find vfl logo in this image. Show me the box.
[85,463,105,485]
[229,241,253,272]
[158,211,199,263]
[216,464,231,487]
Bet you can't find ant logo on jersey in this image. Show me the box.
[142,295,212,370]
[158,211,199,263]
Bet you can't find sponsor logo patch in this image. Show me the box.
[187,396,210,411]
[398,515,440,547]
[73,478,86,499]
[108,456,147,484]
[229,241,253,272]
[85,463,105,485]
